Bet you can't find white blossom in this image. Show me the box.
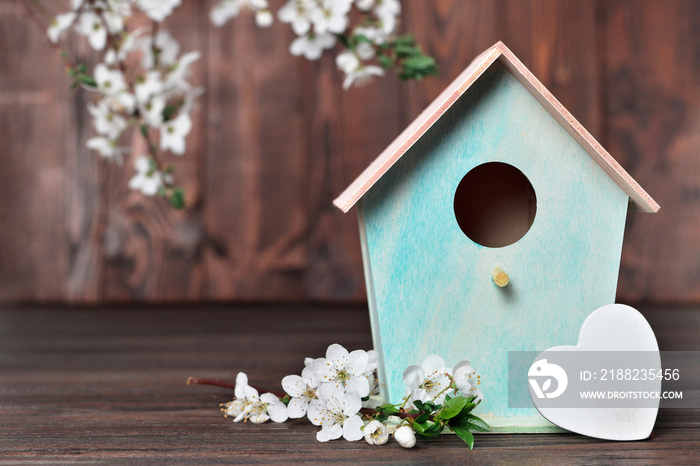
[308,390,364,442]
[394,425,417,448]
[403,354,451,404]
[210,0,272,28]
[374,0,401,33]
[312,344,370,398]
[86,136,124,161]
[364,420,389,446]
[139,96,166,127]
[141,30,181,69]
[310,0,352,34]
[223,372,288,423]
[87,99,127,139]
[452,360,484,404]
[335,50,360,74]
[289,33,336,61]
[105,91,136,114]
[47,12,76,43]
[135,0,182,22]
[128,156,162,196]
[353,25,390,45]
[255,9,274,27]
[356,0,375,11]
[94,64,127,95]
[278,0,315,35]
[135,71,163,104]
[74,11,107,51]
[342,65,385,90]
[335,50,384,90]
[355,42,376,60]
[165,51,201,92]
[282,367,322,419]
[160,113,192,155]
[103,0,131,34]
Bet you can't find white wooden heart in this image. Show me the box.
[529,303,661,441]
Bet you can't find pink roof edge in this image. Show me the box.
[333,41,660,214]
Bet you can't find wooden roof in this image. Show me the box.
[333,41,660,214]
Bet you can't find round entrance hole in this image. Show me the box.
[453,162,537,248]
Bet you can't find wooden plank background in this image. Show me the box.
[1,0,698,304]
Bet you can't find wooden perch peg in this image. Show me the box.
[492,267,509,287]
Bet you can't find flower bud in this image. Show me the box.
[394,425,417,448]
[364,420,389,445]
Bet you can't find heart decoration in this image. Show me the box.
[529,304,661,441]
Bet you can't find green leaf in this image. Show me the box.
[424,421,443,435]
[464,415,492,432]
[403,55,436,71]
[378,55,393,69]
[162,104,179,122]
[140,124,148,139]
[394,35,416,46]
[376,403,399,415]
[412,400,424,411]
[169,188,185,209]
[77,75,97,87]
[395,44,421,58]
[354,34,371,44]
[421,401,437,413]
[451,425,475,450]
[412,422,426,435]
[414,413,430,424]
[435,396,468,421]
[338,34,352,49]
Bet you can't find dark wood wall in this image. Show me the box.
[1,0,698,304]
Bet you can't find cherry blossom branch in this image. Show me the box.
[186,376,420,419]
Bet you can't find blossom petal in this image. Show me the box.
[316,381,336,400]
[281,375,306,397]
[411,387,429,403]
[301,366,320,387]
[316,424,343,442]
[402,365,424,390]
[306,399,326,426]
[325,344,348,361]
[422,354,447,374]
[248,411,270,424]
[243,385,259,402]
[234,372,248,399]
[259,393,278,404]
[345,376,370,398]
[286,397,308,418]
[342,415,364,441]
[346,350,369,376]
[341,391,362,417]
[267,402,288,423]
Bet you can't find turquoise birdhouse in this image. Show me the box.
[333,42,659,431]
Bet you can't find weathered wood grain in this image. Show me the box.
[0,305,697,463]
[303,49,404,302]
[605,0,700,303]
[0,2,88,303]
[205,0,309,301]
[401,0,499,119]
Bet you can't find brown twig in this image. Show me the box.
[187,377,288,398]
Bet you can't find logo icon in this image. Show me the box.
[528,359,568,399]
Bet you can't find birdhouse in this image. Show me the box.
[333,42,659,430]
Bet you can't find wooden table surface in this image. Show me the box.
[0,305,699,464]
